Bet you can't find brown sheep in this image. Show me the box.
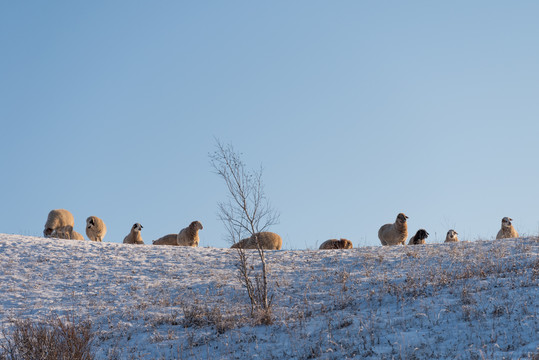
[496,217,518,240]
[378,213,408,246]
[231,232,282,250]
[319,238,353,250]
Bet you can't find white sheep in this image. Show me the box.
[444,229,459,243]
[123,223,144,244]
[86,216,107,242]
[319,238,353,250]
[152,221,204,246]
[408,229,429,245]
[43,209,74,238]
[52,226,84,241]
[378,213,408,246]
[496,217,519,240]
[231,232,282,250]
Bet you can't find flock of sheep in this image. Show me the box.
[42,209,520,250]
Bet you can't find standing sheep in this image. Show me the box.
[444,229,459,243]
[378,213,408,246]
[152,221,203,246]
[43,209,74,237]
[319,238,353,250]
[496,217,519,240]
[86,216,107,242]
[231,232,282,250]
[177,221,203,246]
[123,223,144,244]
[408,229,429,245]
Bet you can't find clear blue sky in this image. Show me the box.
[2,2,539,248]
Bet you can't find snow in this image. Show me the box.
[0,234,537,359]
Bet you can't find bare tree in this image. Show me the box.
[210,140,279,322]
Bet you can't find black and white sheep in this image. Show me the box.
[123,223,144,244]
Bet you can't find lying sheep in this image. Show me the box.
[86,216,107,242]
[152,234,177,246]
[378,213,408,246]
[43,209,74,237]
[52,226,84,241]
[231,232,282,250]
[496,217,519,240]
[152,221,203,246]
[319,238,353,250]
[444,229,459,243]
[123,223,144,244]
[408,229,429,245]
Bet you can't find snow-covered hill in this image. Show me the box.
[0,234,537,359]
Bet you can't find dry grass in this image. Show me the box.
[0,313,94,360]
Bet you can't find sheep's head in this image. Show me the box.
[86,217,95,229]
[190,220,203,231]
[396,213,408,224]
[339,239,353,249]
[44,228,53,237]
[501,217,513,228]
[415,229,429,241]
[132,223,143,232]
[447,229,458,239]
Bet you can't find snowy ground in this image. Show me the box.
[0,234,537,359]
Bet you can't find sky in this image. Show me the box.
[1,1,539,249]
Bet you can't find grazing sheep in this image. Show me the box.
[444,229,459,243]
[123,223,144,244]
[152,234,178,246]
[86,216,107,242]
[52,226,84,241]
[378,213,408,246]
[496,217,519,240]
[408,229,429,245]
[43,209,74,237]
[231,232,282,250]
[319,238,353,250]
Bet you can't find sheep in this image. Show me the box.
[231,232,282,250]
[86,216,107,242]
[152,234,177,246]
[408,229,429,245]
[52,226,84,241]
[444,229,459,243]
[496,217,519,240]
[123,223,144,244]
[319,238,353,250]
[43,209,74,238]
[152,221,203,246]
[177,221,203,246]
[378,213,408,246]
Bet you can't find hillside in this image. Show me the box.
[0,234,537,359]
